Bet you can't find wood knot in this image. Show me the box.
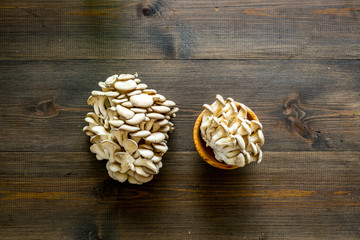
[282,94,315,143]
[25,99,59,117]
[142,7,154,17]
[137,1,165,18]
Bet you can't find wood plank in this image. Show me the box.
[0,0,359,60]
[0,151,359,239]
[0,60,359,152]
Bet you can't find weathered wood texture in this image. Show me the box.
[1,0,360,239]
[1,0,359,60]
[0,152,359,240]
[0,60,359,152]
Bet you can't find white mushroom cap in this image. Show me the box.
[159,125,171,133]
[130,94,154,108]
[127,90,142,97]
[234,153,246,167]
[119,124,140,132]
[134,158,158,174]
[142,89,157,95]
[86,112,99,120]
[90,135,102,144]
[130,108,147,113]
[167,107,179,115]
[136,83,148,90]
[135,166,150,177]
[121,101,133,108]
[112,98,127,104]
[90,144,108,160]
[257,150,263,163]
[152,94,166,102]
[117,94,126,99]
[203,104,214,115]
[105,75,118,85]
[105,91,120,98]
[108,119,124,128]
[139,143,153,150]
[108,162,121,172]
[238,103,248,119]
[114,80,137,92]
[151,105,171,114]
[130,130,151,138]
[234,135,246,150]
[146,113,165,119]
[116,105,135,120]
[145,132,166,143]
[117,73,136,81]
[211,94,226,117]
[107,161,128,182]
[161,100,176,107]
[138,148,154,159]
[84,117,98,128]
[91,90,106,96]
[99,82,114,92]
[152,143,168,154]
[151,154,162,163]
[125,113,146,126]
[134,172,153,183]
[91,126,108,136]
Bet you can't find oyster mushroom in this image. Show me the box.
[249,130,265,146]
[134,158,159,174]
[138,148,154,159]
[116,105,135,120]
[90,143,108,160]
[122,139,138,155]
[100,140,120,163]
[105,74,118,85]
[114,80,137,92]
[199,94,264,167]
[145,132,166,143]
[152,143,168,155]
[84,73,178,184]
[130,94,154,108]
[125,113,146,126]
[130,130,151,138]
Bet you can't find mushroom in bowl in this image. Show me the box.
[193,95,264,169]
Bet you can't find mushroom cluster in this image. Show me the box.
[200,95,264,167]
[83,73,178,184]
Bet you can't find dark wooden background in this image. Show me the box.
[1,1,359,239]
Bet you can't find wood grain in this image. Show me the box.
[0,151,359,240]
[1,0,360,239]
[1,0,359,60]
[0,60,358,152]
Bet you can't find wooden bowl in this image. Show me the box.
[193,103,259,170]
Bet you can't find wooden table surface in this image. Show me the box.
[1,1,359,239]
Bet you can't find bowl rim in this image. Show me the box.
[193,103,259,170]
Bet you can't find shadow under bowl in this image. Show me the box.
[193,104,259,170]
